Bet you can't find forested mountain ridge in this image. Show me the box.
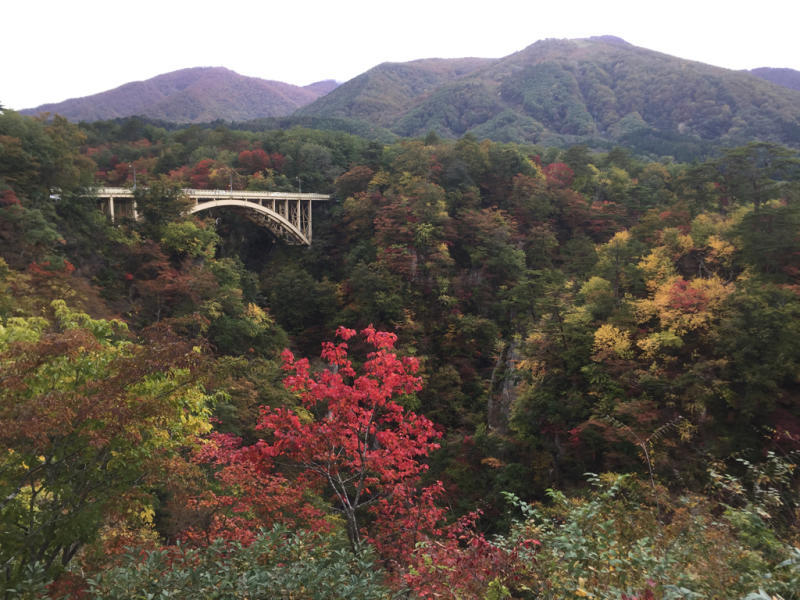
[300,36,800,156]
[20,67,336,123]
[293,57,497,125]
[750,67,800,91]
[20,37,800,160]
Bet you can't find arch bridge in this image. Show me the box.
[95,187,330,245]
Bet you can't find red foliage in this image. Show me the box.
[167,165,191,185]
[272,325,439,502]
[28,259,75,277]
[373,198,420,279]
[657,206,692,232]
[667,278,708,313]
[189,159,217,189]
[183,432,330,546]
[622,581,657,600]
[374,199,417,247]
[237,149,271,174]
[370,482,522,596]
[186,327,441,549]
[84,145,105,158]
[124,242,217,324]
[335,165,375,199]
[48,573,88,600]
[0,189,20,206]
[768,408,800,453]
[587,199,628,238]
[182,327,523,595]
[107,162,132,186]
[543,162,574,188]
[269,152,285,173]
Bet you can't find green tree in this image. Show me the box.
[734,201,800,282]
[133,176,192,235]
[718,281,800,416]
[712,142,800,211]
[0,301,212,591]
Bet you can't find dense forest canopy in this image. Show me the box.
[1,107,800,598]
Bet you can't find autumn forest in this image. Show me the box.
[2,98,800,599]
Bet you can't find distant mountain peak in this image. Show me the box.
[298,36,800,156]
[587,35,632,46]
[304,80,340,95]
[18,36,800,153]
[749,67,800,91]
[21,68,335,123]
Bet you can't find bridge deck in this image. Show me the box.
[95,187,331,245]
[94,187,330,201]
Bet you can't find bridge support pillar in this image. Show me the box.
[94,187,329,245]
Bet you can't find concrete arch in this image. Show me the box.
[189,199,309,245]
[95,187,329,246]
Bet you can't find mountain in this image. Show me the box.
[749,67,800,92]
[294,58,497,127]
[303,80,341,95]
[20,40,800,156]
[21,67,336,123]
[299,37,800,155]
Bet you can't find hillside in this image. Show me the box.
[294,57,497,126]
[16,38,800,157]
[3,88,800,598]
[750,67,800,91]
[21,67,335,123]
[300,36,800,155]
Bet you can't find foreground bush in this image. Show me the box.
[50,526,393,599]
[501,472,800,599]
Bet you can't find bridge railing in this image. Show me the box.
[93,187,330,245]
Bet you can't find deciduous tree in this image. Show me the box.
[0,301,212,590]
[192,326,440,553]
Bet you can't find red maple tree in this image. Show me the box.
[186,327,521,595]
[270,325,442,550]
[189,326,441,550]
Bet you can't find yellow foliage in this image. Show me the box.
[0,316,49,348]
[646,275,733,334]
[201,299,223,320]
[592,324,633,360]
[366,168,393,190]
[633,296,657,325]
[706,235,736,271]
[575,577,593,597]
[659,227,694,259]
[245,302,273,326]
[638,247,677,291]
[580,276,612,299]
[579,276,615,308]
[517,358,548,382]
[605,229,631,248]
[636,330,684,360]
[524,331,547,348]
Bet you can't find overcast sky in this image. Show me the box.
[3,0,799,111]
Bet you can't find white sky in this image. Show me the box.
[3,0,800,111]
